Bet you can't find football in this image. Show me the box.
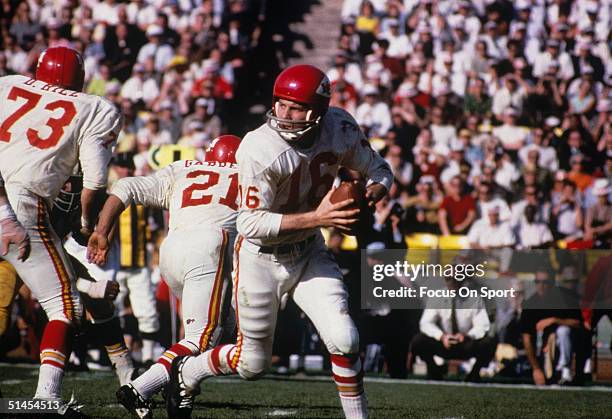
[330,180,367,210]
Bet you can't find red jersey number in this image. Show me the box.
[181,170,239,209]
[0,86,77,149]
[278,152,338,212]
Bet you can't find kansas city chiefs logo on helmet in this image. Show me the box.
[316,78,331,98]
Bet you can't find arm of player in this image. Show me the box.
[339,121,393,205]
[235,157,284,239]
[78,101,123,232]
[87,167,174,265]
[0,183,30,261]
[87,195,124,265]
[110,165,174,210]
[236,159,359,238]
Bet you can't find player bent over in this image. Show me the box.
[52,174,136,385]
[0,46,121,412]
[1,176,134,387]
[168,65,392,419]
[88,135,241,418]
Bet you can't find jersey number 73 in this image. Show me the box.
[0,86,77,149]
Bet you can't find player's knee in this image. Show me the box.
[43,297,83,327]
[326,321,359,355]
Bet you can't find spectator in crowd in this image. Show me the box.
[521,269,586,385]
[492,75,526,121]
[137,116,173,147]
[519,127,559,172]
[584,179,612,248]
[475,181,511,221]
[463,77,491,118]
[467,205,515,249]
[181,97,222,142]
[9,2,41,47]
[438,176,476,236]
[136,24,173,72]
[356,83,392,138]
[120,62,160,105]
[567,154,595,193]
[369,191,407,250]
[516,204,554,249]
[411,277,496,382]
[551,180,583,240]
[491,107,529,151]
[404,176,441,234]
[512,182,550,220]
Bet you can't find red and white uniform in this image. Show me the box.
[229,107,392,380]
[0,74,121,326]
[111,159,238,358]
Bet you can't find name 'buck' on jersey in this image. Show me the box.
[0,74,122,203]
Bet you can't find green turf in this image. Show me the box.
[2,366,611,418]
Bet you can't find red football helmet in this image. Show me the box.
[35,47,85,92]
[205,135,241,164]
[266,64,331,141]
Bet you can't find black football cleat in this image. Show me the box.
[116,384,153,419]
[167,355,199,419]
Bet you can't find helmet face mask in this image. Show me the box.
[266,101,320,141]
[53,175,83,214]
[266,64,331,142]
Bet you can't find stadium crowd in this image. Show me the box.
[0,0,610,388]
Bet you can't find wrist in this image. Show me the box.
[81,216,93,233]
[0,204,16,222]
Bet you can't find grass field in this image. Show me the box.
[2,364,612,418]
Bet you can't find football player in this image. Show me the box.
[87,135,241,418]
[0,46,122,409]
[167,65,392,419]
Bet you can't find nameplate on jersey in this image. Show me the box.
[148,145,197,170]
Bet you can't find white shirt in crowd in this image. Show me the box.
[517,221,554,249]
[137,42,175,73]
[492,87,526,116]
[478,198,511,221]
[420,297,491,341]
[355,101,392,137]
[532,51,575,80]
[468,218,516,248]
[120,75,160,105]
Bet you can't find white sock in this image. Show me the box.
[131,363,169,399]
[34,364,64,400]
[182,352,214,390]
[141,339,155,362]
[107,348,136,386]
[340,394,368,419]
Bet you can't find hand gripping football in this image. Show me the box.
[330,181,367,210]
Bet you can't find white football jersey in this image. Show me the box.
[0,75,121,203]
[236,107,393,246]
[111,160,239,232]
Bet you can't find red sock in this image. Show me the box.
[39,320,74,370]
[158,342,198,372]
[330,354,364,397]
